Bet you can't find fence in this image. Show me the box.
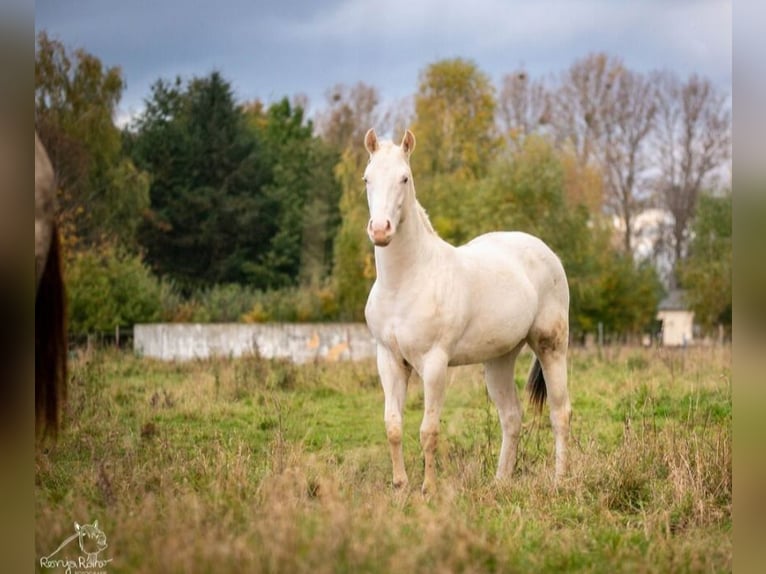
[133,323,377,363]
[69,326,134,351]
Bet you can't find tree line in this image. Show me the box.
[34,32,731,339]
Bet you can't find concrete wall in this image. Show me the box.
[133,323,377,363]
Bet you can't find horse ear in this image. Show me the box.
[364,128,379,155]
[401,129,416,157]
[93,520,99,528]
[74,522,81,532]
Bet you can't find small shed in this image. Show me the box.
[656,289,694,347]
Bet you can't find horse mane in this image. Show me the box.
[414,200,436,236]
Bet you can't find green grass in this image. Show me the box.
[36,345,731,573]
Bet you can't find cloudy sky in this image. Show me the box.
[36,0,731,126]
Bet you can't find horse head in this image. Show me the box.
[75,521,107,557]
[363,128,416,246]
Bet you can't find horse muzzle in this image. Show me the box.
[368,218,394,246]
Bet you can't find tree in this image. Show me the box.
[407,59,500,243]
[129,77,340,292]
[297,141,342,284]
[679,191,731,334]
[331,148,376,320]
[477,136,661,338]
[411,58,499,180]
[129,72,254,289]
[498,68,552,151]
[242,98,341,288]
[552,53,623,167]
[315,82,381,152]
[35,31,149,252]
[654,72,731,269]
[601,69,658,255]
[316,83,399,319]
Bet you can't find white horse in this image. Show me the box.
[363,129,572,493]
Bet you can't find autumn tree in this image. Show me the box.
[331,147,377,320]
[654,72,731,269]
[411,58,499,180]
[497,65,602,212]
[35,31,149,251]
[316,84,388,319]
[405,59,500,243]
[465,135,661,337]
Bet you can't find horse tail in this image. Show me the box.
[35,225,67,438]
[526,357,547,413]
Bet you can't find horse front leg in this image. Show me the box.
[377,345,411,489]
[419,350,449,495]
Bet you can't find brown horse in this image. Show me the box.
[35,132,67,437]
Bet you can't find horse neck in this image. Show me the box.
[374,195,443,288]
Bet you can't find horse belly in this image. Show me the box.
[449,311,532,365]
[447,270,537,365]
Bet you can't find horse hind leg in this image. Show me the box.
[528,322,572,482]
[540,352,571,482]
[484,348,523,481]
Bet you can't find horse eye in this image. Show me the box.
[401,176,409,184]
[362,176,368,184]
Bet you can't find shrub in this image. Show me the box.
[66,245,173,334]
[188,284,261,323]
[241,283,340,323]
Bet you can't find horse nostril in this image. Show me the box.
[385,220,392,231]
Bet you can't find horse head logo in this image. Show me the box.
[40,519,112,571]
[75,520,108,560]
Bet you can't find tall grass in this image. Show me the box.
[35,346,731,573]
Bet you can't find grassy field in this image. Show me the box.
[35,345,731,573]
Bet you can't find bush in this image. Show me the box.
[184,284,261,323]
[66,245,174,334]
[157,282,341,324]
[242,284,339,323]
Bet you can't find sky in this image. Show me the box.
[35,0,732,127]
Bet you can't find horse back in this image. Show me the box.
[459,231,568,306]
